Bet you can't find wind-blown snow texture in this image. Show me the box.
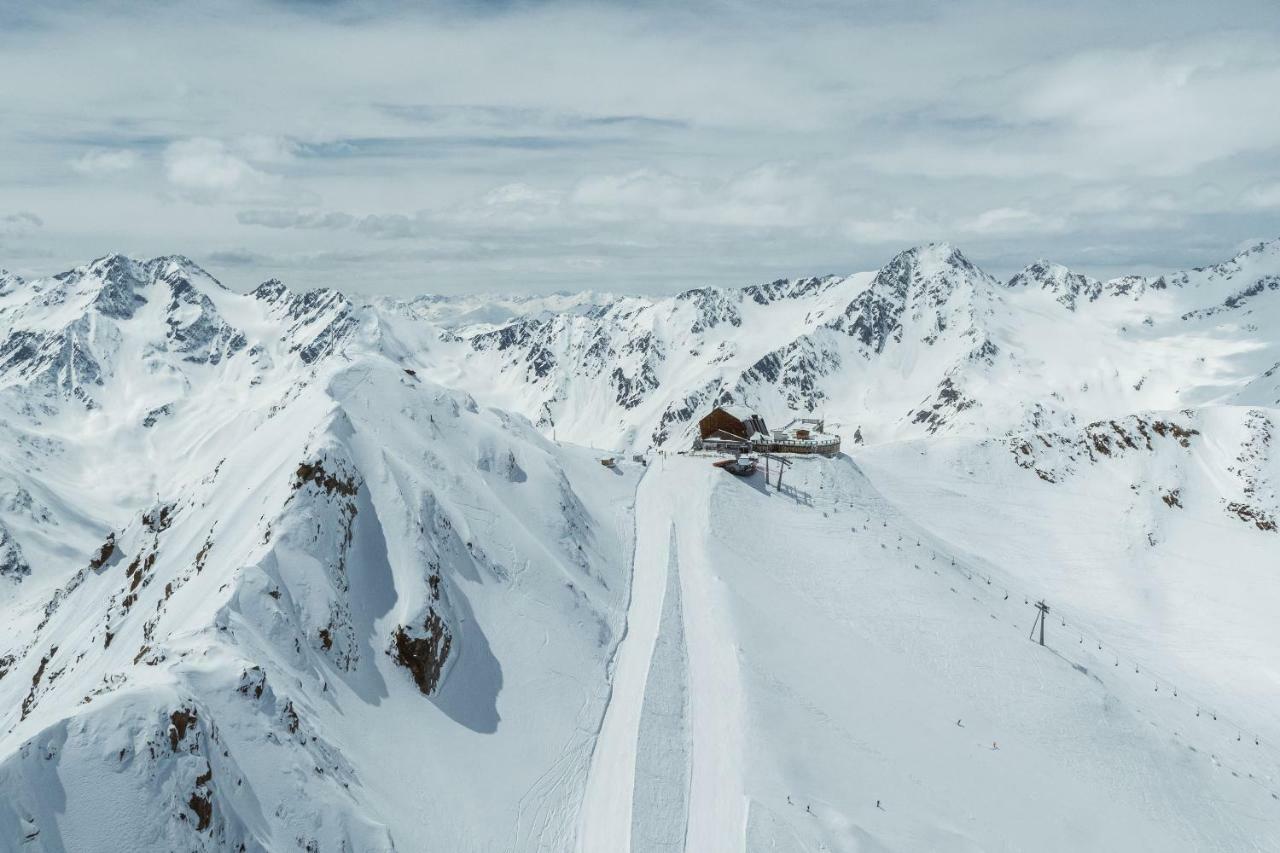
[0,241,1278,851]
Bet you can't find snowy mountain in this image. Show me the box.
[414,239,1280,452]
[0,242,1278,851]
[0,256,637,850]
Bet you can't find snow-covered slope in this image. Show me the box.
[0,256,638,851]
[624,453,1279,851]
[1,242,1278,851]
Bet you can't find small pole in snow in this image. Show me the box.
[1030,600,1050,646]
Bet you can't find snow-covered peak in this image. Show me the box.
[50,253,152,320]
[1202,236,1280,270]
[250,277,290,303]
[0,258,228,407]
[250,278,358,364]
[1178,236,1280,289]
[741,274,842,305]
[1098,238,1280,301]
[824,243,994,354]
[0,269,22,297]
[381,289,624,331]
[869,242,997,306]
[32,253,224,322]
[410,236,1280,451]
[1007,260,1104,310]
[251,277,351,317]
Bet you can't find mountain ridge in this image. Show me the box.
[1,237,1278,850]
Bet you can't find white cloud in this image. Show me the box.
[1,1,1278,293]
[446,183,564,227]
[163,138,281,202]
[356,213,421,240]
[1012,38,1280,177]
[1242,181,1280,209]
[234,135,298,165]
[842,210,936,244]
[70,149,140,175]
[959,207,1068,237]
[0,211,44,237]
[567,164,824,229]
[238,209,354,229]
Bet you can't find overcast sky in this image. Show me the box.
[2,0,1279,295]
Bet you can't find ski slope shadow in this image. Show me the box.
[334,484,397,706]
[0,722,70,852]
[430,584,503,734]
[630,526,691,852]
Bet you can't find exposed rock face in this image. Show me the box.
[163,273,247,364]
[1007,414,1203,483]
[0,316,107,405]
[0,525,29,579]
[828,244,990,353]
[254,282,359,364]
[392,613,453,695]
[85,254,151,320]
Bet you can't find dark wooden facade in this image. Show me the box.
[697,407,768,441]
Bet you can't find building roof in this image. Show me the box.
[715,405,757,424]
[707,407,768,433]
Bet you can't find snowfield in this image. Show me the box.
[0,242,1277,850]
[581,453,1278,852]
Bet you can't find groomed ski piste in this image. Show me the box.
[579,457,745,853]
[576,452,1280,852]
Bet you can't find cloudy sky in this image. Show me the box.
[2,0,1279,295]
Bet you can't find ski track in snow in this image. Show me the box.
[673,461,747,853]
[578,456,747,853]
[577,465,672,852]
[630,526,691,852]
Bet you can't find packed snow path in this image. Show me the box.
[630,528,691,851]
[578,457,746,853]
[577,468,673,851]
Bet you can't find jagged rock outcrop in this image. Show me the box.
[1007,260,1104,310]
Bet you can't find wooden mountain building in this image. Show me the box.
[696,407,841,456]
[698,407,770,443]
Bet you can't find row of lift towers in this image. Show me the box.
[698,407,1060,651]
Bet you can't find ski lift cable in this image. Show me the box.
[865,490,1273,773]
[930,541,1271,762]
